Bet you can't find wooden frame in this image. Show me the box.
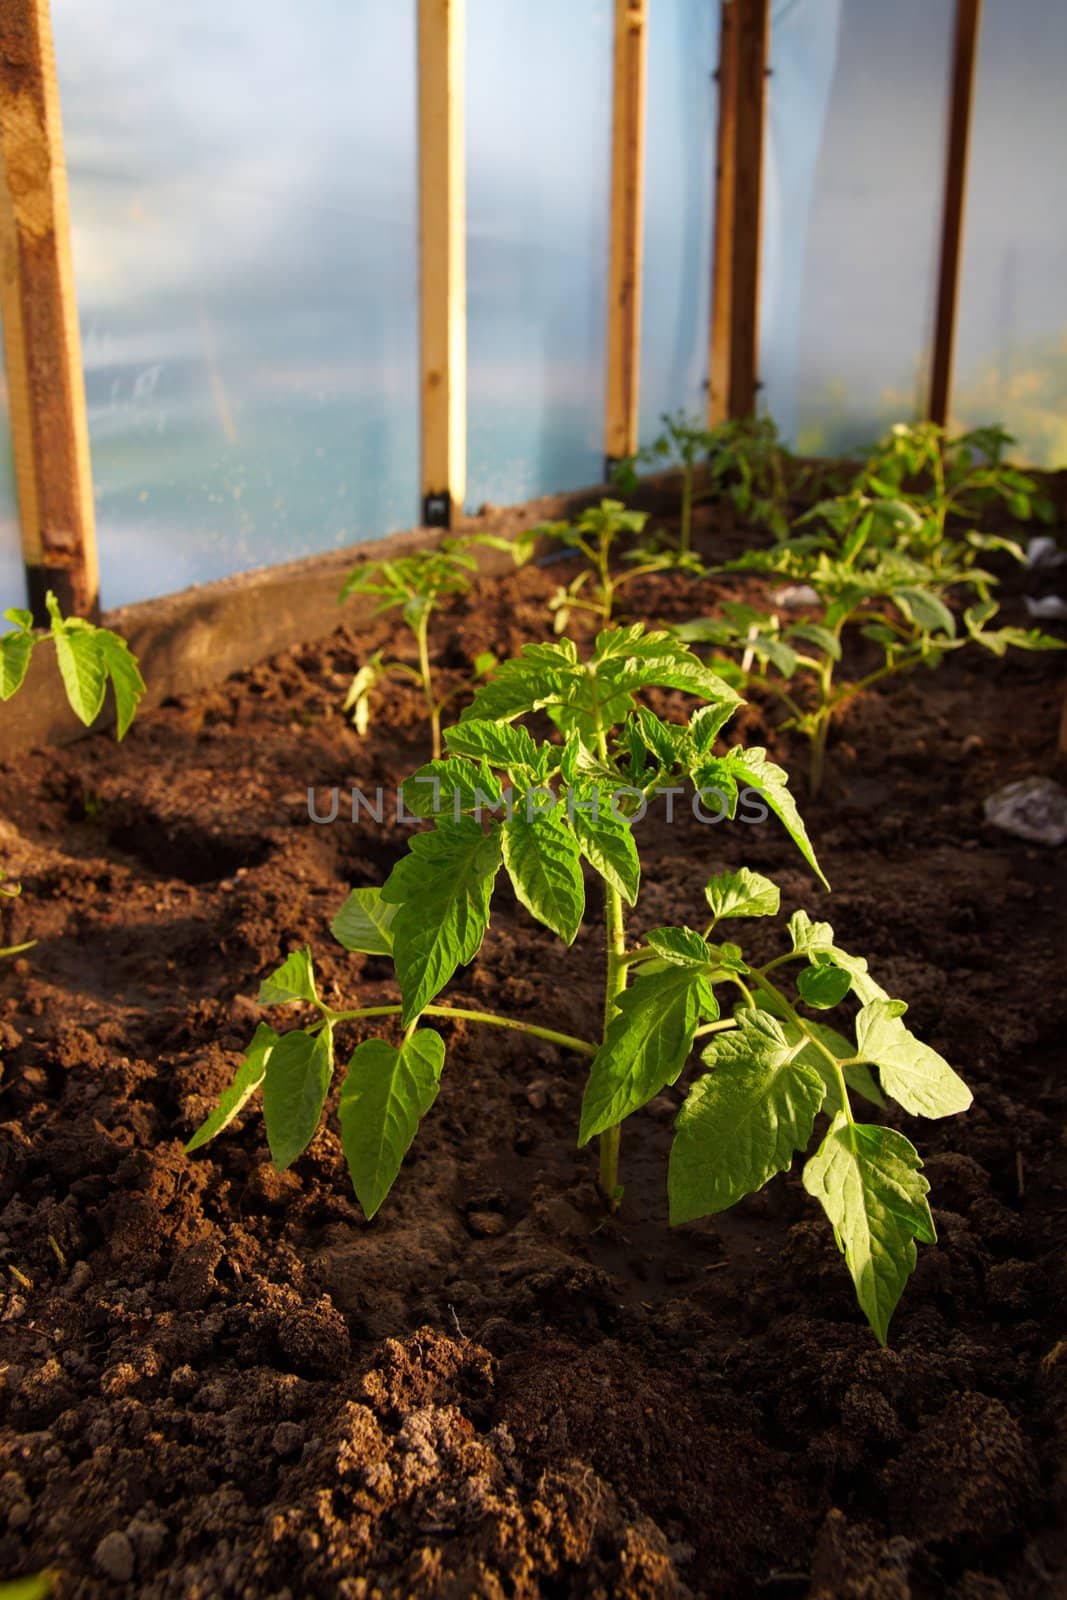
[604,0,648,472]
[929,0,983,428]
[0,0,99,621]
[708,0,770,426]
[417,0,466,528]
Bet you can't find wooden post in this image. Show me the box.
[0,0,98,621]
[929,0,982,428]
[418,0,466,528]
[604,0,648,474]
[708,0,769,426]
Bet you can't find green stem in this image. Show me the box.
[681,464,693,556]
[415,610,440,759]
[322,1001,596,1058]
[598,884,627,1206]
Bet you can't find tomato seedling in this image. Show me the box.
[192,624,971,1342]
[536,499,701,632]
[0,592,145,737]
[340,539,519,758]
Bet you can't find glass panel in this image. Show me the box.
[638,0,718,445]
[0,309,24,617]
[761,0,953,453]
[51,0,419,611]
[953,0,1067,466]
[466,0,612,509]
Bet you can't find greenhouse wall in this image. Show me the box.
[0,0,1063,619]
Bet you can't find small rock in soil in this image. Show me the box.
[983,775,1067,845]
[466,1210,508,1238]
[94,1530,135,1584]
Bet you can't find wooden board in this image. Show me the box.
[418,0,466,525]
[604,0,648,468]
[0,0,99,619]
[929,0,983,427]
[708,0,769,426]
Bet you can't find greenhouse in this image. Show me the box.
[1,1,1065,1595]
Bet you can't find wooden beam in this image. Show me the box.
[604,0,648,470]
[708,0,769,425]
[930,0,982,428]
[417,0,466,527]
[0,0,98,621]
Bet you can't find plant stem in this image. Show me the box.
[681,463,693,556]
[414,610,440,758]
[598,883,627,1206]
[323,1001,596,1058]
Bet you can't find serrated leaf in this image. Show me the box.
[707,749,827,888]
[445,718,542,774]
[670,1009,825,1222]
[401,757,501,819]
[259,946,319,1006]
[501,800,585,944]
[797,961,853,1010]
[788,909,835,953]
[705,866,780,921]
[646,926,711,967]
[330,887,398,955]
[568,784,640,905]
[893,586,956,637]
[93,628,147,738]
[802,1114,936,1343]
[0,630,35,700]
[339,1029,445,1217]
[579,965,715,1143]
[185,1023,278,1152]
[786,622,842,661]
[855,999,972,1118]
[382,818,503,1022]
[52,626,107,726]
[262,1026,334,1170]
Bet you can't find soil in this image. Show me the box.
[1,503,1066,1599]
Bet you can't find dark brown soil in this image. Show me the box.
[1,505,1066,1598]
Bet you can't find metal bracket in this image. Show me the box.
[422,491,452,529]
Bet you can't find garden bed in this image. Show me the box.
[1,504,1065,1598]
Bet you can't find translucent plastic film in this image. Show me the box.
[465,0,612,509]
[953,0,1067,467]
[51,0,420,611]
[638,0,718,445]
[761,0,953,454]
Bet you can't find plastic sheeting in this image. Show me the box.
[465,0,612,510]
[760,0,953,454]
[638,0,718,445]
[49,0,419,613]
[952,0,1067,467]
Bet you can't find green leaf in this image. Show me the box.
[579,965,714,1143]
[893,586,956,637]
[788,909,835,953]
[339,1029,445,1218]
[330,888,398,955]
[185,1023,278,1152]
[382,818,503,1022]
[259,946,319,1006]
[797,961,853,1010]
[703,749,828,889]
[262,1026,334,1170]
[802,1114,936,1344]
[646,926,711,967]
[855,999,972,1118]
[0,630,35,700]
[52,625,107,727]
[787,622,842,661]
[568,784,640,905]
[93,627,147,738]
[445,718,542,774]
[669,1009,826,1222]
[705,866,780,921]
[501,801,585,944]
[0,1577,54,1600]
[401,756,501,818]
